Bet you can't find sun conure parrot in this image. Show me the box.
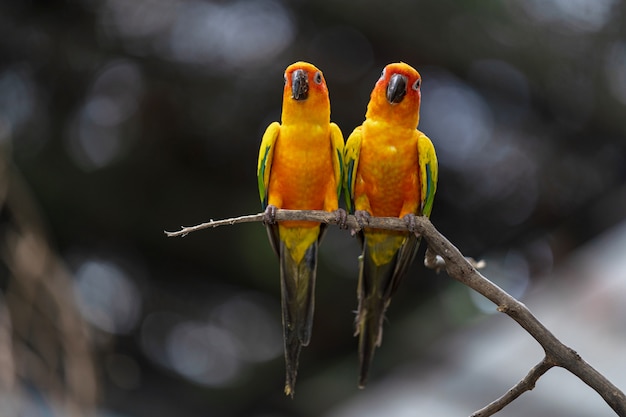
[344,62,438,388]
[257,61,345,397]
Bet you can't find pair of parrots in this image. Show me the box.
[257,61,438,396]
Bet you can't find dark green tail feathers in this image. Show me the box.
[355,234,422,387]
[279,240,317,397]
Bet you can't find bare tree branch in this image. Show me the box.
[165,209,626,416]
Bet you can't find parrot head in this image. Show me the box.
[366,62,422,128]
[281,61,331,124]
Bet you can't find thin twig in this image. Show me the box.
[164,209,626,416]
[470,356,555,417]
[165,213,265,237]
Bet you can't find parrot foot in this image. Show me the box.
[403,213,419,234]
[354,210,371,229]
[263,204,278,224]
[335,208,348,229]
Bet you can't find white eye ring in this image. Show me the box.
[313,71,323,84]
[380,68,386,79]
[412,78,421,90]
[284,73,288,84]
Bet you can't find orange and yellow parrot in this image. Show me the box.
[344,62,438,388]
[257,62,345,396]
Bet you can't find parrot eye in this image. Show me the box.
[412,78,421,91]
[313,71,323,84]
[380,68,386,80]
[284,73,288,84]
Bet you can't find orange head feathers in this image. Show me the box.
[281,61,331,125]
[365,62,422,129]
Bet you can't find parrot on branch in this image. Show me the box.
[257,61,345,397]
[344,62,438,388]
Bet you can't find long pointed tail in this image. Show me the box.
[355,246,397,388]
[279,240,317,397]
[356,291,386,388]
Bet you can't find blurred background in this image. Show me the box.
[1,0,625,416]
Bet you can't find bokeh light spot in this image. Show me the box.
[211,293,282,362]
[99,0,178,41]
[420,69,494,168]
[140,292,281,388]
[166,321,241,386]
[517,0,617,33]
[73,259,142,335]
[166,0,295,71]
[65,60,143,171]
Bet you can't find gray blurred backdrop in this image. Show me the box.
[0,0,625,416]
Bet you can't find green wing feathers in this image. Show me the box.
[257,122,280,208]
[330,122,345,200]
[343,127,363,214]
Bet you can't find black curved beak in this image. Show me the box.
[386,73,407,104]
[291,69,309,101]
